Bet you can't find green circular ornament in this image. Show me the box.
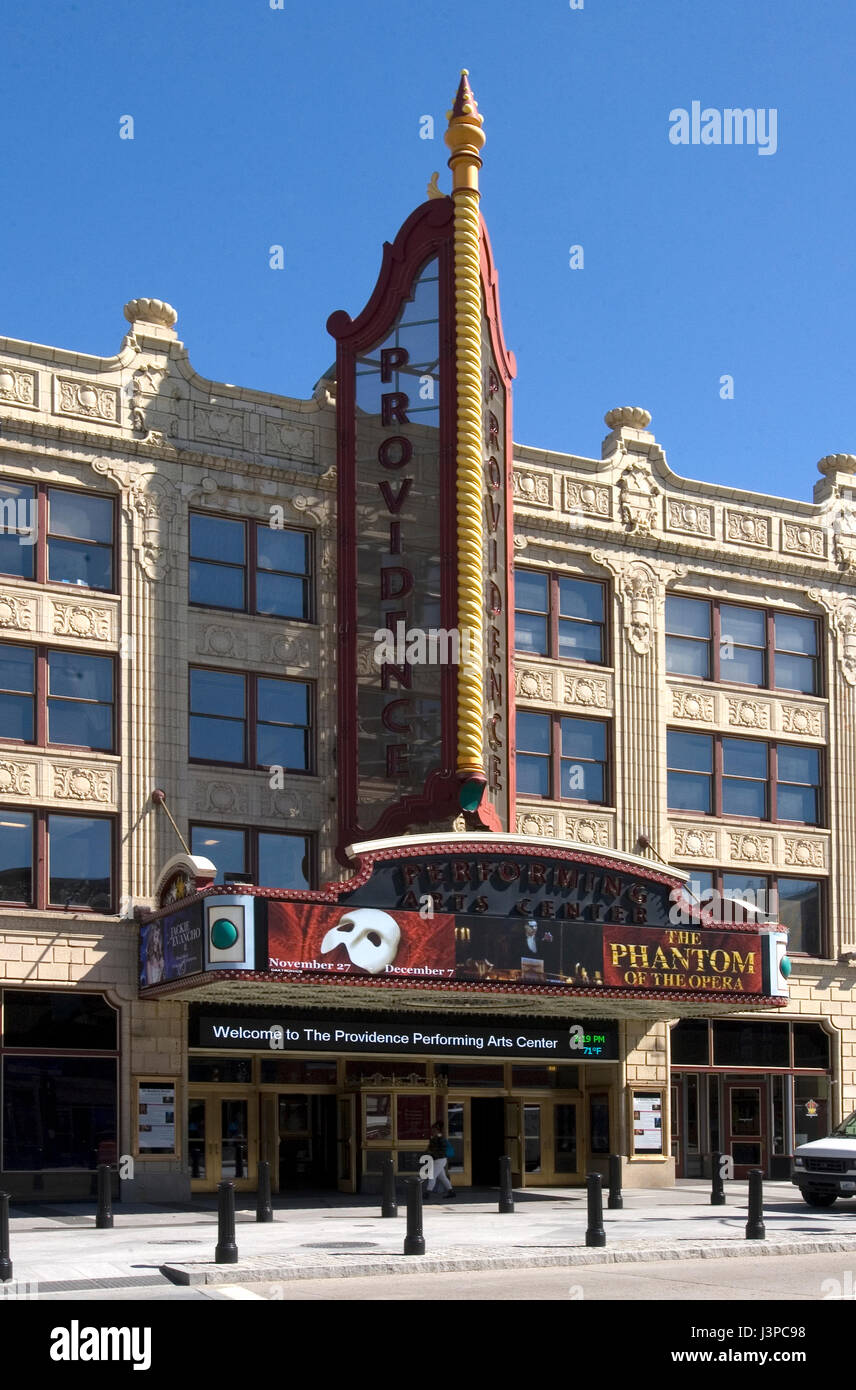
[211,918,239,950]
[780,955,792,979]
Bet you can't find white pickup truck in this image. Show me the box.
[792,1109,856,1206]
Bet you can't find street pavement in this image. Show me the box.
[4,1181,856,1297]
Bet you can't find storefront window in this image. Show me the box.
[260,1058,337,1085]
[510,1065,579,1089]
[671,1019,710,1066]
[2,1056,117,1169]
[365,1094,392,1141]
[345,1061,426,1085]
[772,1075,786,1155]
[441,1063,503,1088]
[446,1102,464,1172]
[523,1104,541,1172]
[396,1094,431,1141]
[554,1104,577,1173]
[188,1057,252,1084]
[3,990,117,1050]
[793,1076,829,1147]
[589,1094,610,1154]
[792,1022,830,1070]
[713,1021,789,1068]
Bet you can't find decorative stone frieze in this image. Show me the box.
[563,478,610,520]
[195,624,249,661]
[0,760,35,796]
[517,811,557,837]
[0,591,36,632]
[780,704,823,738]
[515,667,555,702]
[564,815,611,847]
[192,404,245,448]
[191,780,250,816]
[563,672,610,709]
[52,765,114,804]
[0,365,37,407]
[725,697,771,731]
[783,837,825,870]
[52,601,112,643]
[724,509,771,549]
[264,419,315,460]
[666,499,714,539]
[618,462,659,536]
[728,832,774,864]
[512,468,552,507]
[782,521,825,559]
[671,689,715,723]
[54,378,119,425]
[672,826,717,858]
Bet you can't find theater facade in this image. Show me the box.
[0,73,852,1201]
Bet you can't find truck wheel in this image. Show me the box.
[803,1189,838,1208]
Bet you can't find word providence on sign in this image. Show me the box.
[50,1322,151,1371]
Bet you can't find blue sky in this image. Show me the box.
[1,0,853,500]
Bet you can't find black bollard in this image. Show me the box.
[403,1177,425,1256]
[585,1172,606,1248]
[746,1169,766,1241]
[711,1151,726,1206]
[381,1157,398,1219]
[607,1154,623,1210]
[256,1160,273,1223]
[215,1180,239,1264]
[0,1192,11,1282]
[498,1155,514,1214]
[95,1163,113,1229]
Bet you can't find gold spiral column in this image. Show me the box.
[445,71,486,783]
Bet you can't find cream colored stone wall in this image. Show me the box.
[513,410,856,1124]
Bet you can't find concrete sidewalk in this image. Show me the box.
[5,1181,856,1291]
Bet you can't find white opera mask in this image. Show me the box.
[320,908,401,975]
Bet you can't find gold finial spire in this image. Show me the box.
[444,69,486,194]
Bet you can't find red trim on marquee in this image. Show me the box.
[140,967,787,1008]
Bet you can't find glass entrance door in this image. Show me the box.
[725,1081,766,1177]
[187,1094,257,1192]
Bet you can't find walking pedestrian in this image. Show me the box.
[425,1120,456,1199]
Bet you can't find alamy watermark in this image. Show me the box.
[373,621,480,669]
[670,883,778,925]
[0,496,37,546]
[669,103,777,156]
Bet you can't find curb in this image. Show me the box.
[160,1233,856,1286]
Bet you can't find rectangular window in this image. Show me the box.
[189,668,313,772]
[667,731,713,813]
[0,811,33,904]
[676,869,825,956]
[0,643,35,741]
[48,814,113,911]
[190,824,314,890]
[48,489,114,591]
[667,732,823,825]
[0,479,115,592]
[516,710,609,804]
[189,512,313,620]
[0,646,114,752]
[0,479,36,579]
[666,595,821,695]
[514,570,606,665]
[47,651,113,750]
[666,596,711,679]
[189,668,247,764]
[2,990,118,1050]
[2,1055,117,1170]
